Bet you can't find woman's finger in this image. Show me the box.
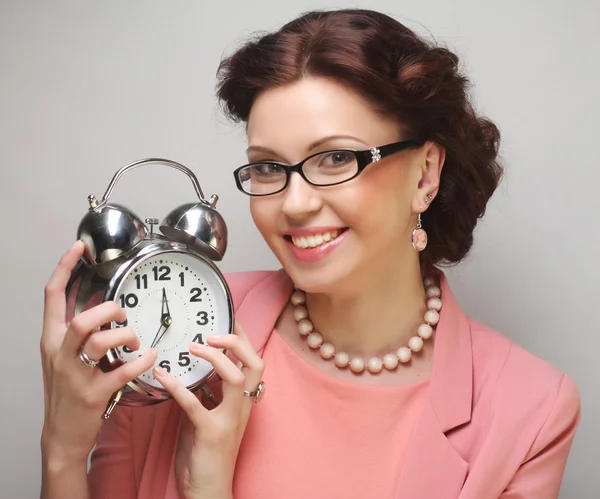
[203,333,264,373]
[153,364,208,426]
[103,348,158,394]
[189,343,249,411]
[203,336,265,411]
[43,241,84,331]
[61,301,127,354]
[80,326,141,362]
[231,320,249,340]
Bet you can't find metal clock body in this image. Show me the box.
[65,158,233,418]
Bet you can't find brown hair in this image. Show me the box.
[216,8,503,271]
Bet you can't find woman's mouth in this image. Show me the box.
[289,229,345,249]
[283,228,349,263]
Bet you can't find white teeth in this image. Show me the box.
[291,230,341,249]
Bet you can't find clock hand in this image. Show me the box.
[152,316,172,348]
[161,288,171,319]
[149,288,172,349]
[153,288,173,348]
[150,321,167,349]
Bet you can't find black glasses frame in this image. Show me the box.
[233,139,424,196]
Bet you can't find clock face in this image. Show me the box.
[111,250,231,389]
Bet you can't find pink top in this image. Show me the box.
[233,330,428,499]
[88,269,580,499]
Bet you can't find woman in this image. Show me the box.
[40,8,580,499]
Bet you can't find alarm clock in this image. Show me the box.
[65,158,234,419]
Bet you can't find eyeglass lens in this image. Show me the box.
[237,150,359,195]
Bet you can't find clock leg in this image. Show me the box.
[102,388,124,420]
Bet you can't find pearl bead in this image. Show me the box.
[350,358,365,373]
[423,276,436,287]
[417,323,433,340]
[297,319,313,336]
[334,352,349,368]
[367,357,383,373]
[291,290,306,305]
[423,276,435,288]
[291,276,440,375]
[307,332,323,349]
[408,336,424,352]
[320,343,335,359]
[293,306,308,321]
[397,346,412,363]
[424,310,440,325]
[383,353,399,370]
[427,297,442,311]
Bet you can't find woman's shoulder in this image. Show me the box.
[223,269,278,285]
[223,270,281,303]
[223,269,277,288]
[468,318,580,422]
[223,269,293,318]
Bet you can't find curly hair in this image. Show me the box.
[216,8,503,271]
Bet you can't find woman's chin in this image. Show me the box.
[283,262,356,294]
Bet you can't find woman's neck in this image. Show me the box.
[303,258,429,357]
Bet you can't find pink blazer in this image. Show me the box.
[88,269,581,498]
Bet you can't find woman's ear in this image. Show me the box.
[411,141,445,212]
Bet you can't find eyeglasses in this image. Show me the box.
[233,139,424,196]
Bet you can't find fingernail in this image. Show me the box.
[206,335,220,342]
[154,366,167,377]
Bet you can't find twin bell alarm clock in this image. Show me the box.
[66,158,234,419]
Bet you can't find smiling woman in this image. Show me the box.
[39,7,580,499]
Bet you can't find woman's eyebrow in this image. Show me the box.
[246,134,368,157]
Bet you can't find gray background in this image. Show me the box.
[1,0,598,497]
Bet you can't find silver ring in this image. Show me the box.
[243,381,265,403]
[78,348,99,368]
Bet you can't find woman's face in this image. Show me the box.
[246,76,443,293]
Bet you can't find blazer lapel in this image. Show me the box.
[235,268,293,355]
[395,272,473,498]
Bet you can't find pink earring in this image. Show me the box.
[412,194,432,252]
[411,213,428,251]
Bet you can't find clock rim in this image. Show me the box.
[102,239,234,405]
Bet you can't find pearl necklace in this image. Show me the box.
[290,276,442,374]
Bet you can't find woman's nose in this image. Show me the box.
[281,172,323,220]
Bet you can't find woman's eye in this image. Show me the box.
[320,152,354,167]
[254,163,284,175]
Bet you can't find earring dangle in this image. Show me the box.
[412,215,428,252]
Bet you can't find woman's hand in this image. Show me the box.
[40,241,158,465]
[153,322,265,499]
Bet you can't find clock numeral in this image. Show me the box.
[135,274,148,290]
[196,311,209,326]
[190,287,202,302]
[114,318,128,328]
[158,360,171,373]
[193,333,203,344]
[179,272,185,287]
[122,345,133,354]
[152,265,171,281]
[178,352,191,367]
[119,293,138,308]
